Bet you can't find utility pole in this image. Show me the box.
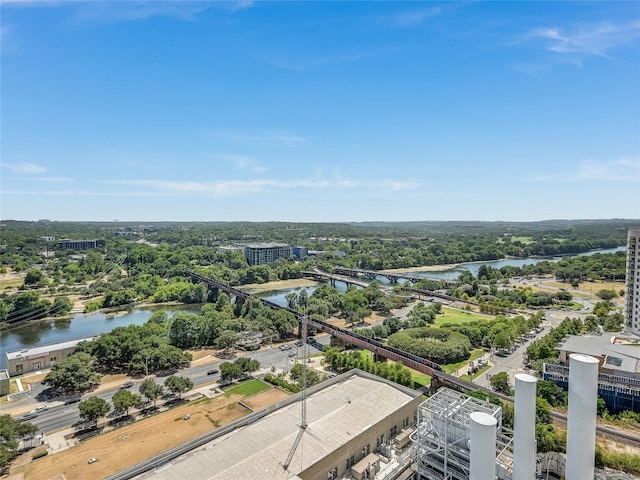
[283,312,308,471]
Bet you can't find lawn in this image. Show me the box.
[435,307,492,326]
[222,379,270,397]
[410,371,432,389]
[510,236,534,245]
[0,276,24,290]
[460,364,492,381]
[441,348,485,374]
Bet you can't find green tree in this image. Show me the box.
[43,352,101,396]
[220,361,242,380]
[0,414,38,468]
[596,289,617,301]
[490,372,511,394]
[234,357,260,373]
[139,378,164,408]
[164,375,193,399]
[216,330,239,350]
[112,389,142,416]
[78,396,110,426]
[24,269,44,286]
[51,296,73,317]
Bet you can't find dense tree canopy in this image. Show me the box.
[42,352,101,395]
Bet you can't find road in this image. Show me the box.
[472,309,587,389]
[11,337,329,435]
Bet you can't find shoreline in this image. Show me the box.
[240,278,318,294]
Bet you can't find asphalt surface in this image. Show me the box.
[10,337,329,435]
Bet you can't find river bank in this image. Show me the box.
[240,278,318,294]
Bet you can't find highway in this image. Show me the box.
[12,338,329,435]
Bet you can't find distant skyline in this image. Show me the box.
[1,1,639,222]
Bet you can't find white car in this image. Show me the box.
[88,457,97,464]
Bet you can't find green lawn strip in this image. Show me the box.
[435,307,492,326]
[510,236,534,245]
[222,379,270,397]
[460,364,492,381]
[441,348,485,374]
[411,371,432,389]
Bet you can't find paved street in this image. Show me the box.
[472,309,587,389]
[4,337,329,435]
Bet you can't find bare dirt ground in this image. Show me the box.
[10,390,267,480]
[241,388,290,411]
[240,278,318,294]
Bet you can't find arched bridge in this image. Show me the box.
[301,268,369,288]
[332,266,447,285]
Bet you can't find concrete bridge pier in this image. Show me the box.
[373,351,388,363]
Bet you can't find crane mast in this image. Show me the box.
[282,314,309,471]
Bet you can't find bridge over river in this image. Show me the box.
[185,272,474,387]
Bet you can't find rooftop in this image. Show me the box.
[6,337,95,361]
[137,370,420,480]
[557,334,640,374]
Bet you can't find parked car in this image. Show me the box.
[120,381,134,389]
[288,351,296,357]
[207,368,219,375]
[218,379,232,387]
[280,344,292,351]
[64,397,81,405]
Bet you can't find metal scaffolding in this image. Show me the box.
[413,388,514,480]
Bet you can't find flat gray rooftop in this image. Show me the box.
[138,373,419,480]
[558,335,640,373]
[5,337,95,361]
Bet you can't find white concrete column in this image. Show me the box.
[470,411,497,480]
[566,353,599,480]
[513,373,537,480]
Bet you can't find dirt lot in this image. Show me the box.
[11,386,289,480]
[241,388,289,411]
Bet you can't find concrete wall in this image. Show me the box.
[300,394,421,480]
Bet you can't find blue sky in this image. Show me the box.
[1,1,639,222]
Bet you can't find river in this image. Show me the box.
[1,247,625,358]
[0,305,200,368]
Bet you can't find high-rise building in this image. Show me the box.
[625,229,640,335]
[243,242,292,265]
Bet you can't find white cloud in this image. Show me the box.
[529,157,640,183]
[219,132,311,147]
[383,6,443,28]
[100,176,422,196]
[1,162,46,174]
[212,154,267,173]
[528,20,640,58]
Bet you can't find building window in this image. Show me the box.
[328,467,338,480]
[402,417,409,428]
[362,444,370,457]
[15,364,23,373]
[390,425,398,437]
[50,357,57,362]
[376,434,384,447]
[346,455,355,469]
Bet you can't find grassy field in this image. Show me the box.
[410,371,432,389]
[441,348,485,374]
[510,236,534,245]
[0,276,24,290]
[435,307,492,326]
[460,364,491,381]
[222,380,270,397]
